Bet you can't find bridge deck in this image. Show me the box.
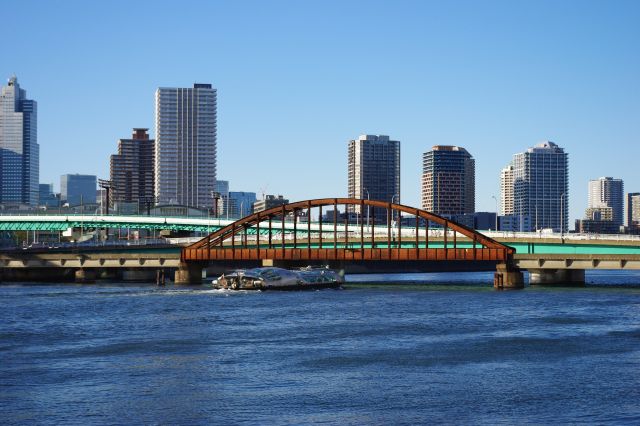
[183,247,508,262]
[514,254,640,270]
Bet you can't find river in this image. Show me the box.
[2,271,640,424]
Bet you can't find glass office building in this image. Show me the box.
[61,174,97,206]
[0,76,38,207]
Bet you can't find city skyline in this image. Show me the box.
[2,0,639,221]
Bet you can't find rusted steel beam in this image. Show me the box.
[453,227,457,250]
[319,205,323,249]
[415,211,419,252]
[307,201,311,257]
[182,247,507,262]
[281,205,286,252]
[256,213,260,256]
[371,206,376,249]
[360,199,365,259]
[387,205,391,249]
[444,221,448,252]
[397,212,402,251]
[426,219,429,249]
[333,199,337,250]
[344,208,349,247]
[231,223,235,252]
[293,208,298,248]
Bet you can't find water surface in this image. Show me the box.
[2,272,640,424]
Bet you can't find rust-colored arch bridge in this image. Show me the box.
[182,199,514,275]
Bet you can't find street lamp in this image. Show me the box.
[226,189,230,220]
[211,191,221,219]
[560,193,566,237]
[98,179,112,215]
[364,187,370,232]
[492,195,498,231]
[390,194,399,240]
[138,196,157,216]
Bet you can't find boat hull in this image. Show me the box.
[213,267,343,291]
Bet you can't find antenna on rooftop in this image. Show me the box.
[259,185,269,200]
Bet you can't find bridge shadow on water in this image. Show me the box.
[344,270,640,290]
[344,271,497,290]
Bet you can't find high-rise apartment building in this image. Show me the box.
[512,141,569,232]
[61,174,96,206]
[348,134,400,220]
[0,76,38,207]
[110,128,155,209]
[588,177,624,227]
[627,192,640,230]
[500,164,514,215]
[421,146,475,215]
[155,83,217,208]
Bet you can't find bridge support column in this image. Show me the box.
[174,262,203,285]
[75,268,96,284]
[494,264,524,289]
[529,269,585,286]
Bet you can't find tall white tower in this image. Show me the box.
[500,164,514,215]
[155,83,217,208]
[512,141,569,232]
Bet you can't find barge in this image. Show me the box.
[213,266,343,290]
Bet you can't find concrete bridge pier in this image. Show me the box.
[494,264,524,289]
[529,269,585,286]
[175,262,203,285]
[75,268,96,284]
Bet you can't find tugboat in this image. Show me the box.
[213,266,343,290]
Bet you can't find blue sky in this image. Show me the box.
[2,0,639,221]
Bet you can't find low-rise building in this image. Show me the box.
[252,195,288,214]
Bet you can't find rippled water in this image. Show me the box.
[2,272,640,424]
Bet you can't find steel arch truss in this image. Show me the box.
[182,198,513,262]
